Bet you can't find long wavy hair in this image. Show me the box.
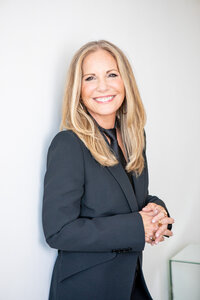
[60,40,146,176]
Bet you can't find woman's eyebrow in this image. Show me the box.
[82,69,119,78]
[82,73,95,78]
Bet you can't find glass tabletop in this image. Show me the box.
[170,244,200,265]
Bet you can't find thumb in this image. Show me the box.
[142,206,152,211]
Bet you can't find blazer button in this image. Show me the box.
[123,248,129,253]
[112,248,132,253]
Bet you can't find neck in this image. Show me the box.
[87,111,117,129]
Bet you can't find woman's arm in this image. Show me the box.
[42,131,148,252]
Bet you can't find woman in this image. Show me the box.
[42,40,174,300]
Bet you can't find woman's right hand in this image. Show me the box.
[139,211,159,244]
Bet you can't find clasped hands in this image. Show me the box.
[139,203,174,246]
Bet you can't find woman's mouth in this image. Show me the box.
[93,95,115,103]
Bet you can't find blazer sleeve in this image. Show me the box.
[143,130,172,231]
[42,130,145,252]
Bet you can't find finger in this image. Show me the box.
[145,235,150,243]
[163,229,173,237]
[156,205,168,216]
[152,211,167,223]
[152,209,160,217]
[160,236,165,242]
[142,211,157,217]
[146,240,155,246]
[154,224,168,239]
[145,235,156,244]
[155,235,165,244]
[158,217,175,225]
[145,235,152,242]
[143,205,167,218]
[145,237,153,244]
[142,203,157,211]
[143,207,159,217]
[149,241,155,246]
[142,207,154,212]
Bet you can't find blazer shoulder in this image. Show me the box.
[49,129,81,147]
[47,129,83,160]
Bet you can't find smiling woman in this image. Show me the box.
[81,49,125,129]
[42,40,174,300]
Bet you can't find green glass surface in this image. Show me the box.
[169,244,200,300]
[170,244,200,265]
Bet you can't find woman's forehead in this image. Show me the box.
[82,49,118,73]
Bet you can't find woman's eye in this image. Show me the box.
[108,73,118,78]
[85,76,94,81]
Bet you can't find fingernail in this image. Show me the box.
[152,219,155,223]
[155,241,158,245]
[156,233,159,237]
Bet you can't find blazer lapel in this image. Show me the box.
[106,163,139,212]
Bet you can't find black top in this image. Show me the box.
[95,117,136,193]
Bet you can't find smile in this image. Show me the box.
[93,95,115,103]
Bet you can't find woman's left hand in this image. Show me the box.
[142,203,174,245]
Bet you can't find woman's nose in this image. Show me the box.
[96,78,109,92]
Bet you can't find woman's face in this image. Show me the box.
[81,49,125,128]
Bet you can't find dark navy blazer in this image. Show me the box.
[42,130,171,300]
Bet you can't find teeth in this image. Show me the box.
[95,96,114,102]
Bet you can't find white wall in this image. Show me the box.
[1,1,199,299]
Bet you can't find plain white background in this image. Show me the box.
[1,0,200,299]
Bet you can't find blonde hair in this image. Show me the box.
[60,40,146,176]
